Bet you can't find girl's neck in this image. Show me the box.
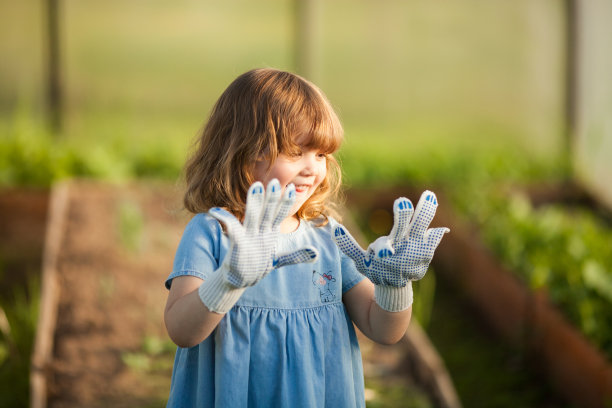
[280,215,300,234]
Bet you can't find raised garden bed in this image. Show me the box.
[346,185,612,408]
[0,188,49,296]
[29,181,461,408]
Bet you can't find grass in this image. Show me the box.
[0,271,40,408]
[364,378,432,408]
[118,199,145,253]
[121,335,176,375]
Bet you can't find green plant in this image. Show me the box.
[120,335,175,407]
[121,335,176,374]
[0,274,40,408]
[0,111,184,188]
[412,271,436,329]
[117,199,145,253]
[364,377,433,408]
[477,192,612,358]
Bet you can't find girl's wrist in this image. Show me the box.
[374,281,413,312]
[197,264,246,314]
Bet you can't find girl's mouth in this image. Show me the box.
[294,184,311,193]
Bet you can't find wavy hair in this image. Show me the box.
[182,68,343,224]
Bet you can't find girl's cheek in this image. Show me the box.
[317,161,327,179]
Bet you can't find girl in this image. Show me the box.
[164,68,448,407]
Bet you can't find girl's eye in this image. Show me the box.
[317,152,326,159]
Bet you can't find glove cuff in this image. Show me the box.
[198,264,246,314]
[374,281,413,312]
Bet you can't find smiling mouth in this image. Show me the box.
[294,184,311,193]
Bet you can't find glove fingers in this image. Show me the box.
[409,190,438,239]
[260,179,282,231]
[333,225,366,265]
[426,227,450,250]
[209,207,243,240]
[244,182,265,231]
[275,246,319,268]
[389,197,414,243]
[271,184,296,230]
[370,236,394,259]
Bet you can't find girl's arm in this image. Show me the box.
[343,279,411,345]
[165,180,318,348]
[333,191,449,345]
[164,276,225,348]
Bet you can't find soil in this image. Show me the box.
[47,181,188,408]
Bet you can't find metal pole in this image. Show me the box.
[565,0,579,168]
[46,0,62,134]
[294,0,320,81]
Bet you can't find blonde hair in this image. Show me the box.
[183,68,343,224]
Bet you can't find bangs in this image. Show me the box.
[300,114,343,154]
[278,89,344,156]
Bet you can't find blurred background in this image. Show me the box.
[1,0,572,184]
[1,0,611,407]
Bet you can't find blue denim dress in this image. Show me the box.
[165,213,366,407]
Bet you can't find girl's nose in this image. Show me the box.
[300,165,314,176]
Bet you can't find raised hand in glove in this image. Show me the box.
[332,190,449,312]
[199,179,318,313]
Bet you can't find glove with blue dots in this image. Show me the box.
[333,190,449,312]
[199,179,319,314]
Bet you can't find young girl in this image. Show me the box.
[164,68,448,407]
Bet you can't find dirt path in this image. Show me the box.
[48,181,187,408]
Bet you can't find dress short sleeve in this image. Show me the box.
[165,213,226,289]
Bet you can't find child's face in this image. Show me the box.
[253,146,327,218]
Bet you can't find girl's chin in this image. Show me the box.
[289,200,306,215]
[290,204,303,215]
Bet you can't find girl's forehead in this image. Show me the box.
[293,131,312,146]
